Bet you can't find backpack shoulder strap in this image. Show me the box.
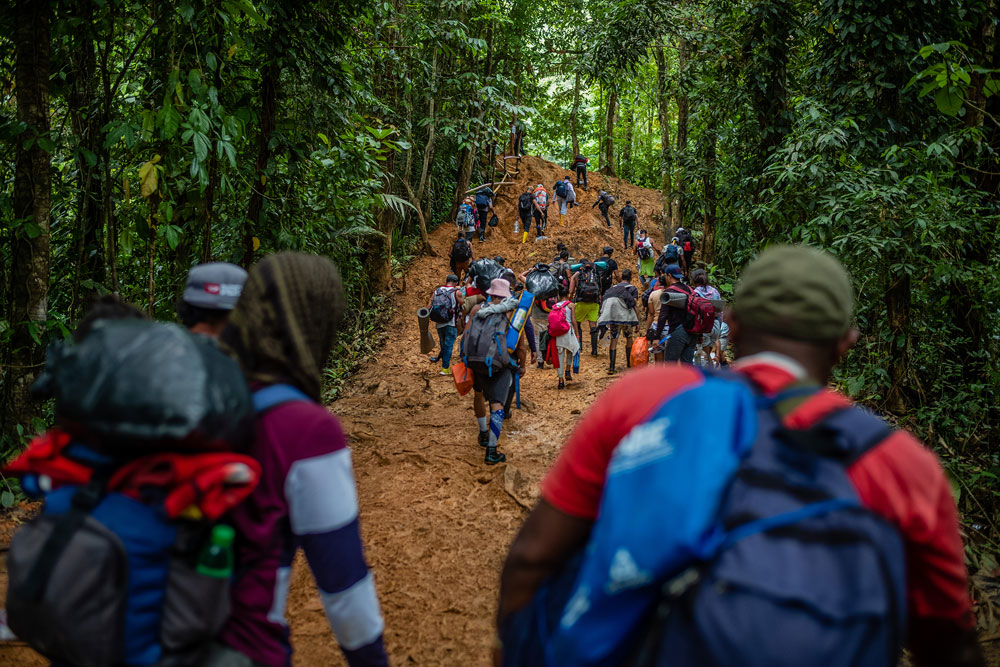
[253,384,313,413]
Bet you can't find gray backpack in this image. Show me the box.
[464,311,511,372]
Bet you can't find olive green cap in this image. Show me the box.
[733,245,854,341]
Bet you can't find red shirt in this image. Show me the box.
[541,357,974,629]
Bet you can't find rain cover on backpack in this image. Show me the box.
[34,320,252,452]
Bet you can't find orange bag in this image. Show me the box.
[452,360,475,396]
[630,336,649,368]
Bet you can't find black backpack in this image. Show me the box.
[451,238,471,262]
[622,206,637,224]
[555,181,569,198]
[518,192,533,212]
[429,287,456,324]
[637,239,653,260]
[550,262,570,290]
[597,259,614,293]
[577,266,600,302]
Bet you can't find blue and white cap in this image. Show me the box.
[182,262,247,310]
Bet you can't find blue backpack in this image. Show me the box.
[504,371,906,667]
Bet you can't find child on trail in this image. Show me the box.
[532,183,549,238]
[592,190,613,227]
[217,252,388,667]
[619,201,638,249]
[635,229,656,289]
[546,290,578,390]
[570,259,601,356]
[570,154,589,190]
[178,262,248,338]
[428,274,465,375]
[597,268,640,374]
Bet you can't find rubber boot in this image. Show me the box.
[485,446,506,465]
[478,430,489,448]
[626,345,632,368]
[558,379,565,390]
[537,361,544,370]
[609,350,617,374]
[590,330,598,356]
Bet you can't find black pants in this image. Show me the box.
[664,327,696,363]
[477,205,489,237]
[599,205,610,226]
[533,209,546,235]
[576,166,587,187]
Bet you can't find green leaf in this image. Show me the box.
[205,51,218,72]
[193,132,210,162]
[934,87,963,116]
[1,491,14,508]
[161,104,181,139]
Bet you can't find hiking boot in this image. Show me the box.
[428,354,440,363]
[565,369,572,382]
[440,367,451,376]
[485,447,506,465]
[478,430,489,448]
[558,379,565,390]
[479,233,486,242]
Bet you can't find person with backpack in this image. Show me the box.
[569,259,602,356]
[464,277,530,465]
[474,187,495,242]
[496,245,981,667]
[517,185,534,237]
[5,312,260,666]
[635,229,656,289]
[216,253,389,667]
[677,227,695,277]
[458,196,478,240]
[532,183,549,237]
[649,263,699,364]
[596,268,640,374]
[450,232,474,282]
[570,154,589,190]
[592,190,614,227]
[178,262,248,338]
[553,177,575,226]
[427,274,465,375]
[596,246,619,297]
[546,288,578,390]
[619,201,638,249]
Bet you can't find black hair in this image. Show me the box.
[177,300,230,330]
[74,294,148,342]
[559,250,569,260]
[556,242,567,252]
[494,256,505,266]
[446,274,460,284]
[621,268,632,282]
[691,269,709,286]
[558,285,570,298]
[602,246,613,256]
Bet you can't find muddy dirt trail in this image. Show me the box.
[289,158,668,665]
[0,157,667,667]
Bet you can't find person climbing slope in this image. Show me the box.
[651,263,697,364]
[597,268,639,374]
[635,229,656,289]
[569,259,601,357]
[517,185,534,237]
[474,187,496,242]
[428,273,465,375]
[532,183,549,238]
[450,232,473,282]
[546,289,578,390]
[458,196,477,241]
[592,190,614,227]
[596,246,619,297]
[497,245,982,667]
[178,262,248,338]
[554,177,576,227]
[677,227,695,277]
[570,154,589,190]
[619,201,638,250]
[218,252,388,667]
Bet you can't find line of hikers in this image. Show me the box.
[4,239,985,667]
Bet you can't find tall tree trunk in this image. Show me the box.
[68,1,104,314]
[654,40,673,236]
[673,38,689,230]
[602,88,617,176]
[622,98,634,181]
[570,70,581,156]
[245,61,278,268]
[3,0,52,441]
[702,132,717,264]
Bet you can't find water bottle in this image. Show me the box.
[196,525,235,578]
[573,350,580,373]
[695,348,708,367]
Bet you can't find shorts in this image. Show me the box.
[609,323,635,340]
[575,302,599,323]
[470,363,514,405]
[638,257,655,277]
[664,327,696,363]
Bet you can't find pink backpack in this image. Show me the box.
[548,301,571,337]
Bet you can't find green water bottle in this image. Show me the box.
[196,525,235,578]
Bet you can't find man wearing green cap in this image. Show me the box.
[496,245,981,667]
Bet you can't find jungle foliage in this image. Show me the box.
[2,1,998,545]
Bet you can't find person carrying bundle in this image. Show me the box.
[570,154,589,190]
